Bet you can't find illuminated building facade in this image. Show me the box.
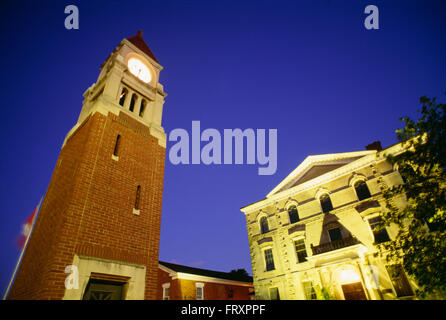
[241,142,417,300]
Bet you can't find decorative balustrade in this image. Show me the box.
[311,236,360,255]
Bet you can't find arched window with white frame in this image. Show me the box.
[354,180,371,201]
[162,283,170,300]
[320,193,333,213]
[260,216,269,234]
[288,205,300,224]
[195,283,204,300]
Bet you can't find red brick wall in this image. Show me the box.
[157,268,253,300]
[9,111,165,300]
[157,267,183,300]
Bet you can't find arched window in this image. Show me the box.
[129,93,137,112]
[320,193,333,213]
[119,88,128,106]
[288,205,300,224]
[260,217,269,234]
[354,180,371,201]
[139,99,146,118]
[135,185,141,210]
[113,135,121,156]
[368,217,390,243]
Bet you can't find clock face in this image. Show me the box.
[127,58,151,83]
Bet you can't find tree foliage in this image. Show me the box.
[378,94,446,297]
[229,268,250,277]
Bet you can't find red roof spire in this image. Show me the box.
[127,30,159,64]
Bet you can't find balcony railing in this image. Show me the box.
[311,236,360,255]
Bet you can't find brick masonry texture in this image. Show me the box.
[157,268,253,300]
[9,111,165,300]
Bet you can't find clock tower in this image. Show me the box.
[9,31,167,300]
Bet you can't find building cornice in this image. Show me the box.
[241,144,405,215]
[159,264,253,287]
[173,273,253,287]
[267,151,376,197]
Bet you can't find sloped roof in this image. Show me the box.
[159,261,253,283]
[267,150,376,197]
[127,30,159,63]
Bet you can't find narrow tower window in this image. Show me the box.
[119,88,128,106]
[135,185,141,210]
[129,93,137,112]
[139,99,146,118]
[113,135,121,156]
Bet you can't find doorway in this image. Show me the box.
[341,282,367,300]
[82,279,125,300]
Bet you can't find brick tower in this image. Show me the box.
[9,31,167,300]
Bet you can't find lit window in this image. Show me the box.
[195,283,204,300]
[162,283,170,300]
[354,180,371,201]
[264,249,275,271]
[260,217,269,234]
[288,205,300,224]
[320,194,333,213]
[294,239,307,263]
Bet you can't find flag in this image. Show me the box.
[3,198,42,300]
[16,207,37,249]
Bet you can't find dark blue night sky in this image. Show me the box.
[1,0,445,295]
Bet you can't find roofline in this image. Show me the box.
[158,261,253,284]
[240,198,267,211]
[240,142,410,214]
[173,273,253,287]
[121,38,163,71]
[266,150,376,198]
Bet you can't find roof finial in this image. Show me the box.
[137,30,143,37]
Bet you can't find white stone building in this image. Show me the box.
[241,142,417,300]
